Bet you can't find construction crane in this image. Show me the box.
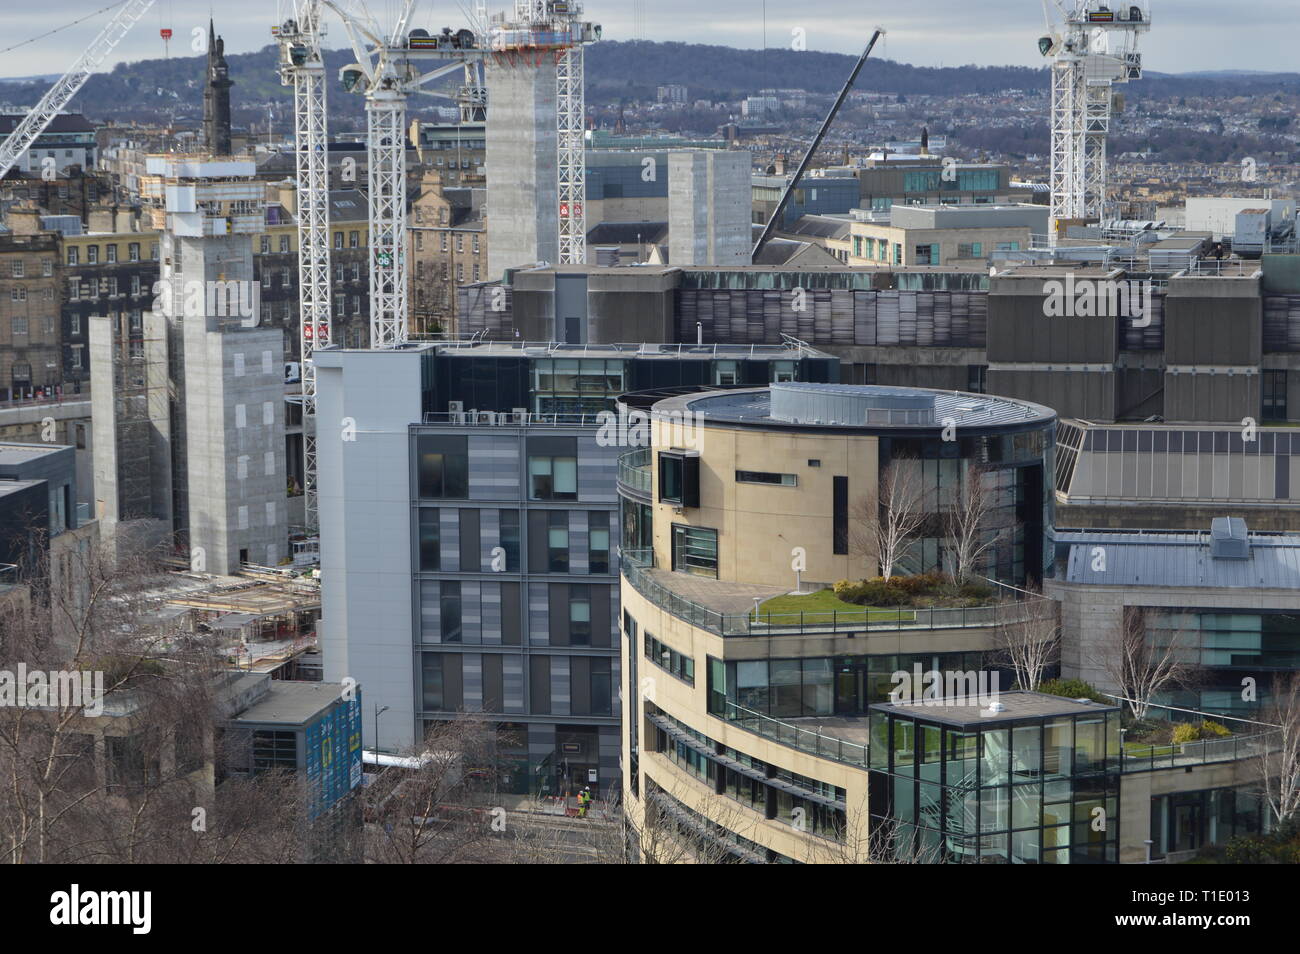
[488,1,601,266]
[327,0,484,347]
[0,0,156,180]
[1039,1,1151,240]
[274,2,332,534]
[753,28,884,261]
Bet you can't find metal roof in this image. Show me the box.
[1059,528,1300,589]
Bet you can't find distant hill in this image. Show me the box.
[0,39,1295,123]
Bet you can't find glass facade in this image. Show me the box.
[880,426,1055,585]
[708,651,1001,720]
[1148,785,1269,859]
[868,703,1122,863]
[1147,609,1300,717]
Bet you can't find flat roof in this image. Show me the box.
[872,690,1118,727]
[231,681,346,726]
[654,383,1054,432]
[1058,528,1300,589]
[0,442,70,465]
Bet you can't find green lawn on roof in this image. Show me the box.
[756,589,916,624]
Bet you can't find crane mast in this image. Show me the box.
[0,0,156,180]
[275,2,332,533]
[1041,1,1150,240]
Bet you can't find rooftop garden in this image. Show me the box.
[754,572,1000,624]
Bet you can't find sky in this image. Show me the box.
[1,0,1297,80]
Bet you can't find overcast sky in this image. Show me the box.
[2,0,1297,79]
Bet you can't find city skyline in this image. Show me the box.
[2,0,1298,81]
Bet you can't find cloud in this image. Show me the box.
[2,0,1297,80]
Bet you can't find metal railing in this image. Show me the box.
[1120,731,1277,774]
[420,410,605,427]
[617,448,651,496]
[621,548,1048,637]
[720,700,870,768]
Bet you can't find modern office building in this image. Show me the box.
[456,254,1300,529]
[315,339,838,798]
[617,383,1273,863]
[1050,517,1300,718]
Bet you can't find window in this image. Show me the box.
[968,364,988,394]
[106,245,117,263]
[713,360,739,386]
[833,476,848,555]
[547,511,569,572]
[958,242,984,259]
[498,509,520,571]
[130,274,141,296]
[86,246,98,264]
[419,509,440,570]
[280,235,291,253]
[11,287,26,302]
[1263,370,1287,422]
[528,436,578,500]
[569,584,591,645]
[66,247,78,266]
[658,452,699,507]
[151,244,159,260]
[11,317,28,335]
[644,632,695,685]
[260,236,270,254]
[440,581,462,642]
[333,232,343,250]
[71,345,83,370]
[41,259,52,276]
[736,470,796,486]
[417,435,469,498]
[672,524,718,578]
[10,261,22,278]
[68,278,80,301]
[588,512,610,574]
[350,231,359,248]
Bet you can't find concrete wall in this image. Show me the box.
[316,347,426,750]
[486,60,559,279]
[669,151,751,266]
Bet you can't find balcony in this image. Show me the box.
[621,548,1048,637]
[616,448,651,499]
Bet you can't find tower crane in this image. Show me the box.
[1039,1,1151,240]
[0,0,156,180]
[326,0,484,347]
[274,2,333,533]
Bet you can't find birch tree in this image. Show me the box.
[851,459,928,581]
[1096,607,1196,721]
[1258,672,1300,827]
[945,465,1006,586]
[995,592,1060,691]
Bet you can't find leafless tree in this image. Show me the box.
[357,715,505,864]
[0,531,323,864]
[1095,606,1197,721]
[850,459,929,581]
[944,466,1006,586]
[1257,673,1300,827]
[995,591,1060,692]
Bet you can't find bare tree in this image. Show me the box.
[1095,607,1196,721]
[1258,673,1300,827]
[850,459,928,581]
[0,531,323,864]
[944,465,1006,586]
[995,592,1060,691]
[358,715,505,864]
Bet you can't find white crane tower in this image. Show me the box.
[0,0,156,180]
[274,2,333,533]
[1039,1,1150,239]
[326,0,485,347]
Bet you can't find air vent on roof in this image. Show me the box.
[1209,516,1249,560]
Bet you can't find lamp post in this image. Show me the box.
[374,704,390,760]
